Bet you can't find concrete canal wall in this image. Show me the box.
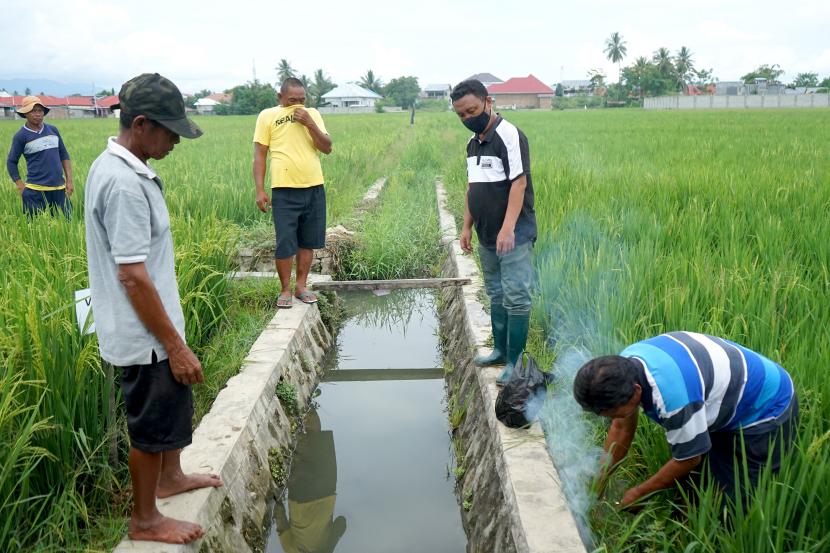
[436,180,586,553]
[114,300,332,553]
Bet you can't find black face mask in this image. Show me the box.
[462,104,491,134]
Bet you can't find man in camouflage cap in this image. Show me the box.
[85,73,220,545]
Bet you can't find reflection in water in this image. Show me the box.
[274,409,346,553]
[266,288,466,553]
[337,290,440,370]
[340,289,434,334]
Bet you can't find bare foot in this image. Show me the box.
[128,514,204,544]
[157,473,223,498]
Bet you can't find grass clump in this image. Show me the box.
[275,381,299,418]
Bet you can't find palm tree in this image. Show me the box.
[631,56,651,99]
[653,48,674,80]
[309,69,334,107]
[359,69,384,94]
[603,32,628,85]
[675,47,695,92]
[276,59,296,84]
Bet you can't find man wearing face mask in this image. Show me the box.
[450,79,537,386]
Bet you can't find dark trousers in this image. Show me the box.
[22,187,71,219]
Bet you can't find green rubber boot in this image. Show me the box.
[475,302,507,366]
[496,312,530,386]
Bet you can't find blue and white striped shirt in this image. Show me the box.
[622,331,795,460]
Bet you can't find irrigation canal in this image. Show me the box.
[264,289,467,553]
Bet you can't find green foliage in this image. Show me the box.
[442,108,830,552]
[587,69,607,90]
[268,446,289,488]
[0,112,414,550]
[819,76,830,88]
[186,88,213,108]
[308,69,334,108]
[553,95,606,110]
[275,58,295,84]
[275,381,299,418]
[791,72,819,88]
[622,58,675,98]
[604,32,628,64]
[214,80,276,115]
[741,63,785,84]
[359,69,384,94]
[336,127,445,280]
[416,98,449,112]
[674,46,695,88]
[383,76,420,109]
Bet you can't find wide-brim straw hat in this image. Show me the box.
[16,96,50,116]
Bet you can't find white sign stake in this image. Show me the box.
[75,289,95,335]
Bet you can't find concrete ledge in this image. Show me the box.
[114,301,333,552]
[435,179,586,553]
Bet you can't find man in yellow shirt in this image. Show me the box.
[253,78,332,308]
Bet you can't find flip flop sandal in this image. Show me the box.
[294,290,318,304]
[277,294,294,309]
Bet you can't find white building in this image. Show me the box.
[194,97,221,115]
[421,84,451,100]
[322,83,382,108]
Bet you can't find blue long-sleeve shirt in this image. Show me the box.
[6,123,70,187]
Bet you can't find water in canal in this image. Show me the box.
[264,289,467,553]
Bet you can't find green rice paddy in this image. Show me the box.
[1,108,828,551]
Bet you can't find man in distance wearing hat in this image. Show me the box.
[6,95,73,217]
[85,73,221,545]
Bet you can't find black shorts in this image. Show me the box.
[706,395,799,499]
[118,352,194,453]
[272,185,326,259]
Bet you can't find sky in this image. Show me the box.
[2,0,829,95]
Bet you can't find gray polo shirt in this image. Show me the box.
[85,137,185,366]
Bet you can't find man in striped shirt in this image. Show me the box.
[573,331,798,506]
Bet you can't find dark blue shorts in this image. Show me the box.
[117,351,194,453]
[706,395,799,501]
[22,187,71,219]
[272,185,326,259]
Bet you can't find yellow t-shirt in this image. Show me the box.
[253,104,328,189]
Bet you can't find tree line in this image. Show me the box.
[209,59,423,115]
[591,32,830,101]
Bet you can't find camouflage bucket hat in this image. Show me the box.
[113,73,203,139]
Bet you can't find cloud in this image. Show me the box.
[2,0,828,92]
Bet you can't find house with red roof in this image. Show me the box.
[0,94,119,119]
[487,74,555,109]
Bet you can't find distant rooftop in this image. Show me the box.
[322,83,382,99]
[424,83,451,92]
[464,73,503,84]
[487,75,554,95]
[560,80,591,88]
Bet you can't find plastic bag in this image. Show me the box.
[495,352,555,428]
